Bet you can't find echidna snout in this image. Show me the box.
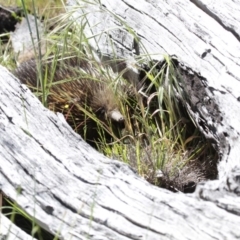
[108,109,124,122]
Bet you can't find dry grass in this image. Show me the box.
[0,0,65,17]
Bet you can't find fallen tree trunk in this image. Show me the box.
[67,0,240,194]
[1,0,240,239]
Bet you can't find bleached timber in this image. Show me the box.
[0,0,240,239]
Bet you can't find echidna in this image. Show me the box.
[14,56,128,147]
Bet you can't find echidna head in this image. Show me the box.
[93,84,125,125]
[96,100,125,124]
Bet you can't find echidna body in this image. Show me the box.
[14,56,127,146]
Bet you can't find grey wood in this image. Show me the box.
[67,0,240,196]
[0,0,240,239]
[11,14,46,63]
[0,214,37,240]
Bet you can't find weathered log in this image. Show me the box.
[1,0,240,239]
[0,214,37,240]
[67,0,240,195]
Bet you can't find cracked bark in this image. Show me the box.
[1,0,240,240]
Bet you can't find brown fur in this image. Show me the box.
[14,56,127,146]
